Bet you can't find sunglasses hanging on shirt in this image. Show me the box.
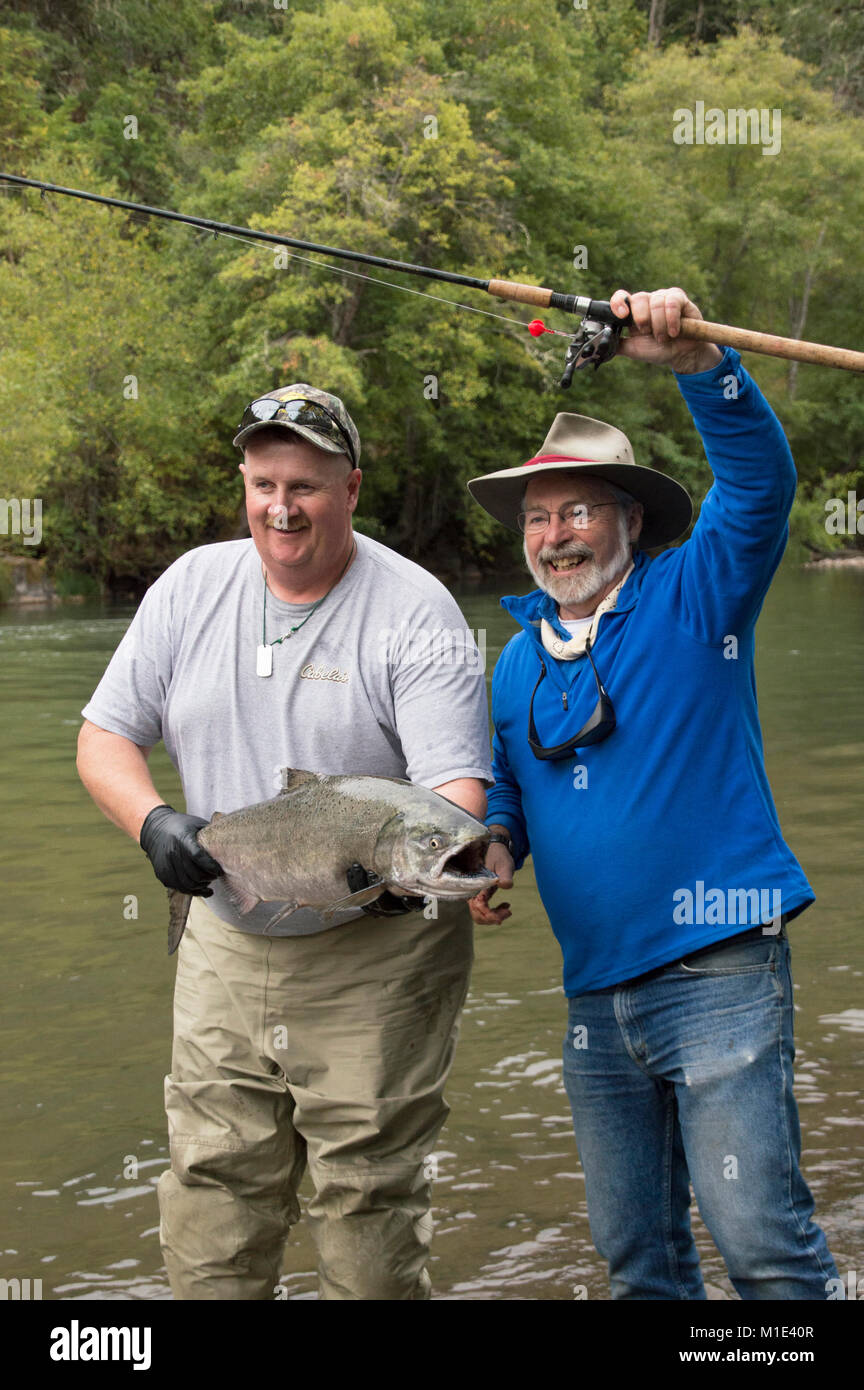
[527,639,616,760]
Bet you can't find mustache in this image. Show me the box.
[537,541,594,563]
[264,516,308,532]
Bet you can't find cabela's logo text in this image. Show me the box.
[300,663,350,683]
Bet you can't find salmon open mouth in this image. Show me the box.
[428,837,497,895]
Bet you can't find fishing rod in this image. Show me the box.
[3,171,863,383]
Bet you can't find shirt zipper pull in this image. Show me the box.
[562,691,568,710]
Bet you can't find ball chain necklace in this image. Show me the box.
[255,538,357,677]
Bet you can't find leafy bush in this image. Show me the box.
[51,568,102,600]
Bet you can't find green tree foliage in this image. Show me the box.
[0,26,46,161]
[633,1,864,113]
[766,0,864,114]
[597,31,864,505]
[0,178,237,583]
[0,1,861,594]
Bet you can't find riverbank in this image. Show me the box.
[0,556,59,606]
[3,548,863,608]
[804,553,864,568]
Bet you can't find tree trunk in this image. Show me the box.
[787,223,826,400]
[648,0,666,46]
[332,284,364,346]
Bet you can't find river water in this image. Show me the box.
[1,560,861,1300]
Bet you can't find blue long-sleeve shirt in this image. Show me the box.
[486,348,814,996]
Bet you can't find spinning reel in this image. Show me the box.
[529,297,633,388]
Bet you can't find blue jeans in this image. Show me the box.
[561,928,841,1300]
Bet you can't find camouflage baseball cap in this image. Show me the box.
[233,383,360,466]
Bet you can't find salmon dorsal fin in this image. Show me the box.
[278,768,320,794]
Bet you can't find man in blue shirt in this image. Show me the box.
[466,286,840,1300]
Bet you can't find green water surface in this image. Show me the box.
[1,561,861,1300]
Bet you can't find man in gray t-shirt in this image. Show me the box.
[77,383,492,1301]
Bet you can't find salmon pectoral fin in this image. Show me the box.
[167,890,193,956]
[261,882,387,933]
[319,882,388,922]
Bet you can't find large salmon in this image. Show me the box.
[167,767,496,953]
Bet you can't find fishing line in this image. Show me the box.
[6,173,859,373]
[0,176,570,343]
[144,208,572,337]
[183,224,539,328]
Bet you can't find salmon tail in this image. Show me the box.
[167,889,193,955]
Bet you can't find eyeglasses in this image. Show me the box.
[528,640,616,760]
[517,501,622,534]
[239,396,357,466]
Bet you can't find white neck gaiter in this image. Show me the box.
[539,561,634,660]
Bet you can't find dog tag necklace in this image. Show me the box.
[256,539,356,677]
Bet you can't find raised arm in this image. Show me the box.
[612,286,797,639]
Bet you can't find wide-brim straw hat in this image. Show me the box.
[467,412,693,549]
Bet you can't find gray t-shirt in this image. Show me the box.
[82,533,493,935]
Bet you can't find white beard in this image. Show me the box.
[525,512,632,609]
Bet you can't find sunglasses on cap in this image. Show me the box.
[239,396,357,467]
[528,639,616,760]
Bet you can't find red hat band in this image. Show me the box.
[522,453,604,468]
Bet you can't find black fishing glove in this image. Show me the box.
[139,805,222,896]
